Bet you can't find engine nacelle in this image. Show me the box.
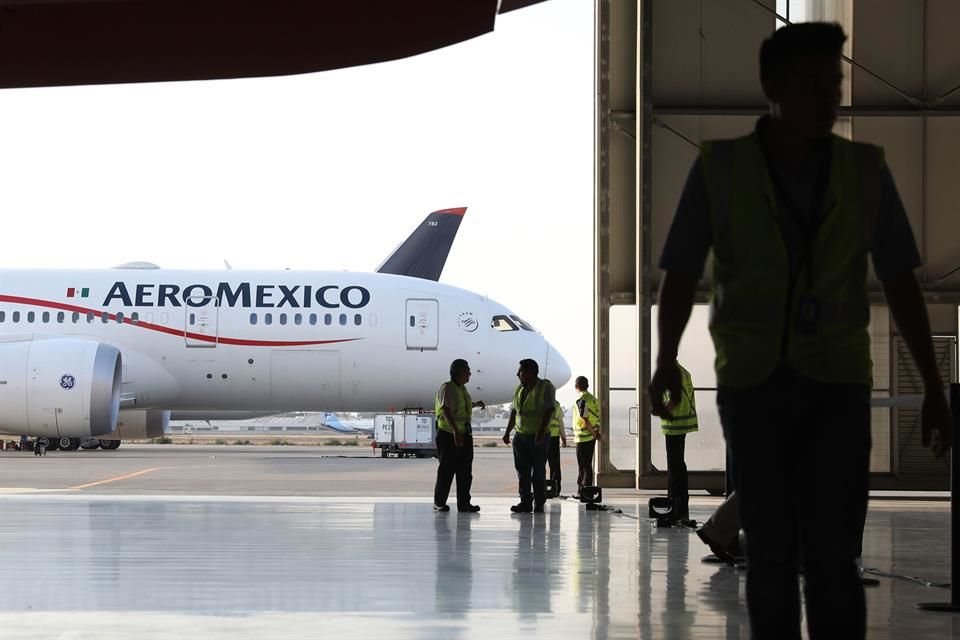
[0,338,121,438]
[99,410,170,441]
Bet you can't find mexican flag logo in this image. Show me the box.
[66,287,90,298]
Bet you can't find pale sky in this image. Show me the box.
[0,0,594,405]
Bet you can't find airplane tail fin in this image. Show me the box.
[322,412,356,433]
[376,207,467,281]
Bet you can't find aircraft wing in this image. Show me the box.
[376,207,467,281]
[0,0,548,89]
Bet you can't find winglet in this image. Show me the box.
[376,207,468,281]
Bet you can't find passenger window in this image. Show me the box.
[339,314,347,326]
[131,312,139,324]
[294,314,302,326]
[279,313,287,326]
[0,311,5,322]
[265,313,273,326]
[324,314,332,326]
[27,311,35,323]
[159,312,168,325]
[250,313,258,326]
[491,315,519,332]
[42,311,50,323]
[12,311,20,323]
[309,313,317,326]
[189,313,195,326]
[72,312,80,323]
[101,312,109,323]
[116,312,124,324]
[354,314,362,326]
[57,311,65,323]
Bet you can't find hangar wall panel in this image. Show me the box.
[596,0,960,490]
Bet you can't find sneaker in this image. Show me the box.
[510,503,533,513]
[696,528,735,565]
[433,504,450,513]
[458,504,481,513]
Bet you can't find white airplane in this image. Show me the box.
[0,208,571,450]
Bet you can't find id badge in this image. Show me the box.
[795,296,820,334]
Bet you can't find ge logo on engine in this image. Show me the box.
[60,374,76,390]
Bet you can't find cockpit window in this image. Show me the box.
[510,315,536,332]
[491,315,519,332]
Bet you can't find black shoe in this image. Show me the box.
[433,504,450,512]
[696,528,735,565]
[510,503,533,513]
[458,504,480,513]
[533,504,544,513]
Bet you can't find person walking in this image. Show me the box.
[649,22,952,639]
[434,358,485,513]
[502,358,555,513]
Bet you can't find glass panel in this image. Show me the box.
[491,315,518,332]
[651,390,725,472]
[510,315,536,332]
[608,389,637,471]
[650,305,721,472]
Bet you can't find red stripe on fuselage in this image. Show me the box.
[0,294,363,348]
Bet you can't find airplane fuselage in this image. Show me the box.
[0,268,570,438]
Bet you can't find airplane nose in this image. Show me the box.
[545,344,571,388]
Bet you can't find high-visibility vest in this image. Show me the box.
[700,133,879,388]
[574,391,600,443]
[435,381,472,434]
[660,364,698,435]
[512,379,550,435]
[549,401,563,437]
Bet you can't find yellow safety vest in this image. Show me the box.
[549,401,563,437]
[574,391,600,443]
[701,133,877,388]
[660,364,698,435]
[512,379,549,436]
[435,382,472,434]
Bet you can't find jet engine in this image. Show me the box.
[0,338,121,438]
[99,409,171,441]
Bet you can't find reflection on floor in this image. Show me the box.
[0,496,954,639]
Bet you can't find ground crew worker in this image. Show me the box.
[659,362,698,523]
[434,359,485,513]
[502,358,555,513]
[573,376,601,499]
[546,400,567,496]
[650,23,952,640]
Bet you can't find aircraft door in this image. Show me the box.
[185,295,218,347]
[405,299,438,350]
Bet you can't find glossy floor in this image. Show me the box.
[0,495,955,639]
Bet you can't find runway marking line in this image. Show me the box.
[69,467,163,490]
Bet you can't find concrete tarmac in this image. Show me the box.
[0,445,954,639]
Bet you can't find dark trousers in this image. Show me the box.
[719,367,870,640]
[575,439,596,493]
[434,429,473,509]
[665,433,689,519]
[512,432,547,506]
[547,435,561,494]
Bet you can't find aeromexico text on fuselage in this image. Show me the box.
[101,281,371,309]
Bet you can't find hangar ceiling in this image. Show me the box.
[595,0,960,489]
